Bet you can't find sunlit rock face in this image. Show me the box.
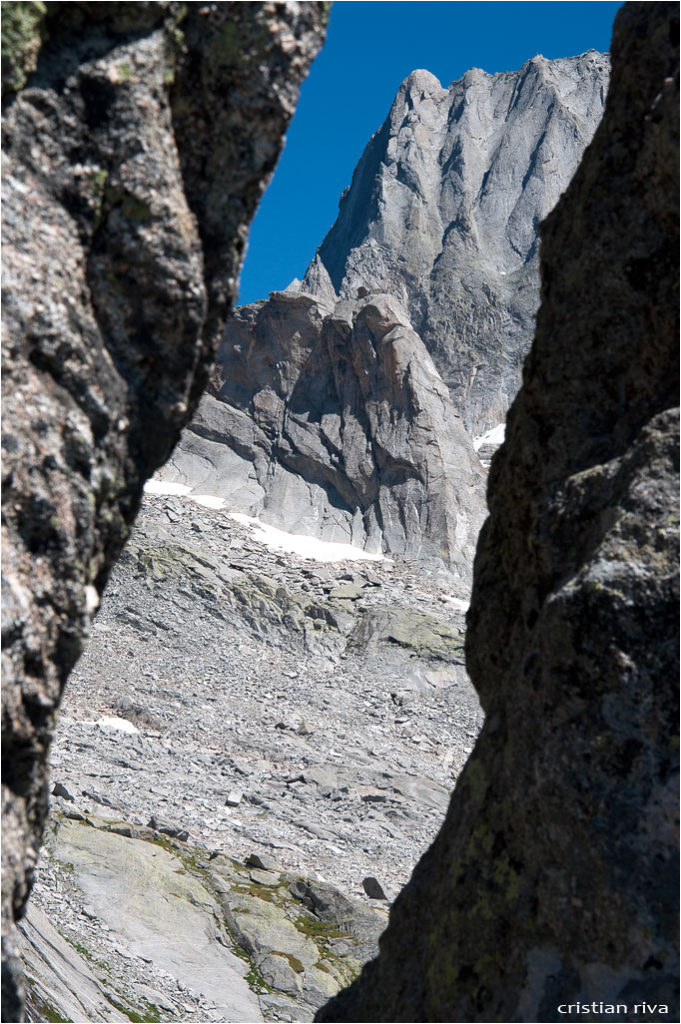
[163,49,606,569]
[316,3,679,1021]
[163,47,608,567]
[306,49,610,436]
[161,290,486,582]
[1,4,327,1019]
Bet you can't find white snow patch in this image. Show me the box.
[143,477,385,562]
[94,716,140,735]
[143,479,225,506]
[143,479,192,496]
[190,494,226,510]
[228,513,384,563]
[473,422,505,451]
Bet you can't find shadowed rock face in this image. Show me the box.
[306,50,610,436]
[1,4,326,1018]
[161,290,486,580]
[316,4,679,1022]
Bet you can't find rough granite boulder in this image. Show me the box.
[316,4,679,1022]
[1,3,326,1019]
[161,290,486,578]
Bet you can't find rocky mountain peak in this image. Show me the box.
[300,253,338,306]
[396,67,448,106]
[309,49,610,434]
[161,49,609,568]
[160,285,485,579]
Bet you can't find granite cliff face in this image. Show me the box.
[162,290,486,580]
[317,3,679,1021]
[163,49,609,565]
[1,4,326,1019]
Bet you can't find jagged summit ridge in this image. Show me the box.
[305,49,610,433]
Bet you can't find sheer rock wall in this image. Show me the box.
[1,4,326,1018]
[162,290,486,580]
[317,4,679,1021]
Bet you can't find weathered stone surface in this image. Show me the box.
[18,902,130,1023]
[316,4,679,1021]
[18,813,385,1022]
[161,48,608,566]
[54,819,264,1021]
[306,51,609,436]
[161,291,487,578]
[1,4,326,1018]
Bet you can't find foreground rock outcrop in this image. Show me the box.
[317,4,679,1021]
[20,812,387,1023]
[1,4,326,1018]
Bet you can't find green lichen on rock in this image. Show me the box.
[120,194,151,223]
[1,0,46,95]
[103,994,162,1023]
[24,985,69,1023]
[20,814,379,1019]
[218,20,239,61]
[116,61,135,83]
[351,606,464,662]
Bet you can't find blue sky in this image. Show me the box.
[238,1,623,305]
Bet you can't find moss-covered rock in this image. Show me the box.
[1,0,46,95]
[350,606,464,662]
